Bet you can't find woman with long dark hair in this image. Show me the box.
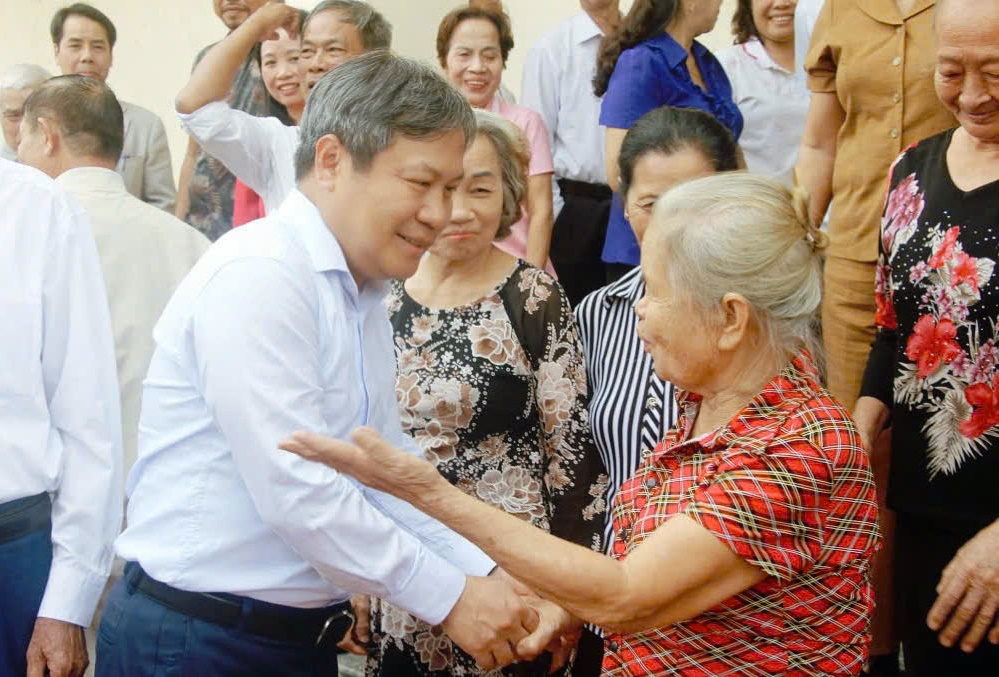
[593,0,741,281]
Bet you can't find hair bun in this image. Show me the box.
[790,184,828,252]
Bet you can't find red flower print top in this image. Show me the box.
[860,128,999,526]
[604,351,880,676]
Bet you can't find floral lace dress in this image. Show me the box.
[861,128,999,527]
[366,261,607,677]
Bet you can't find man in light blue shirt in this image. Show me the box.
[521,0,621,306]
[96,51,538,677]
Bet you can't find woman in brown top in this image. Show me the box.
[794,1,955,674]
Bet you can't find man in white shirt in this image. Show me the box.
[50,3,177,213]
[794,0,825,82]
[176,0,389,217]
[0,158,122,677]
[0,63,50,161]
[17,74,211,478]
[95,51,540,677]
[521,1,620,306]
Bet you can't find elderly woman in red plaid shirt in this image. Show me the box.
[281,172,881,676]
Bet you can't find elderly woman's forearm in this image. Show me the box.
[422,476,636,626]
[525,176,554,269]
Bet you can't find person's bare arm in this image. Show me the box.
[281,428,765,635]
[852,396,890,453]
[794,91,844,227]
[174,136,198,221]
[524,173,554,269]
[604,127,627,193]
[175,0,298,114]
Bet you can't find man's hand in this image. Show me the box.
[338,595,371,655]
[248,0,301,42]
[517,597,582,673]
[927,520,999,652]
[25,618,88,677]
[441,575,539,669]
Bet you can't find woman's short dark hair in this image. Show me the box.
[594,0,679,97]
[50,3,117,47]
[618,106,739,200]
[731,0,760,44]
[436,1,515,68]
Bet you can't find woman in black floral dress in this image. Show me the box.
[360,110,607,676]
[854,2,999,674]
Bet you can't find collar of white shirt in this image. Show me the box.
[571,10,603,44]
[55,166,128,195]
[740,38,791,75]
[277,188,388,303]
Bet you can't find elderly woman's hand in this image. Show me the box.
[279,427,443,506]
[927,519,999,652]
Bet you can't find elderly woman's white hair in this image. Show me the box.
[649,172,829,367]
[0,64,51,93]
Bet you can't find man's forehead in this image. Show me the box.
[0,88,30,109]
[61,15,111,42]
[303,10,361,42]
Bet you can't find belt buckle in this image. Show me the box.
[314,607,354,648]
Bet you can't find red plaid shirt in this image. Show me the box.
[603,352,880,676]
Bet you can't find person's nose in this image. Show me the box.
[449,190,473,225]
[418,187,453,233]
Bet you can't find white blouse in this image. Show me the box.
[718,38,810,185]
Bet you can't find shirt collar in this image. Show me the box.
[276,190,389,299]
[859,0,935,24]
[672,349,823,453]
[740,38,789,74]
[571,11,604,44]
[55,166,127,194]
[646,32,705,71]
[603,265,644,303]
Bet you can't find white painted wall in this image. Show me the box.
[0,1,737,181]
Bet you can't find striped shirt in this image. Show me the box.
[574,267,678,551]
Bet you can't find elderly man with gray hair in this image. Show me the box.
[95,51,546,677]
[175,0,391,220]
[0,63,50,161]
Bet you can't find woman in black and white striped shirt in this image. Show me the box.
[570,106,739,674]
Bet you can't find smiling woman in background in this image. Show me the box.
[718,0,808,184]
[436,1,556,273]
[363,109,606,677]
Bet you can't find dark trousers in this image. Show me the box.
[550,179,612,307]
[895,511,999,675]
[0,525,52,676]
[95,572,341,677]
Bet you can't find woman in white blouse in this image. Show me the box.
[718,0,809,185]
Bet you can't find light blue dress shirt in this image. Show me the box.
[116,190,492,625]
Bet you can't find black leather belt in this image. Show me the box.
[0,493,51,545]
[558,178,612,202]
[124,563,353,647]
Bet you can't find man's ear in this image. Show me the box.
[312,134,350,189]
[36,117,61,156]
[53,42,60,60]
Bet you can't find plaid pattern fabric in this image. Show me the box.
[603,351,880,676]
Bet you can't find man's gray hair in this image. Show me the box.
[304,0,392,50]
[294,50,475,179]
[0,64,51,94]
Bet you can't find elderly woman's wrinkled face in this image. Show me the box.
[752,0,796,46]
[635,239,721,389]
[624,147,716,245]
[935,0,999,143]
[444,18,504,109]
[261,28,304,113]
[429,134,506,262]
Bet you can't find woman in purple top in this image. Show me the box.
[594,0,743,278]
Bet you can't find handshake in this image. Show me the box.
[341,571,582,672]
